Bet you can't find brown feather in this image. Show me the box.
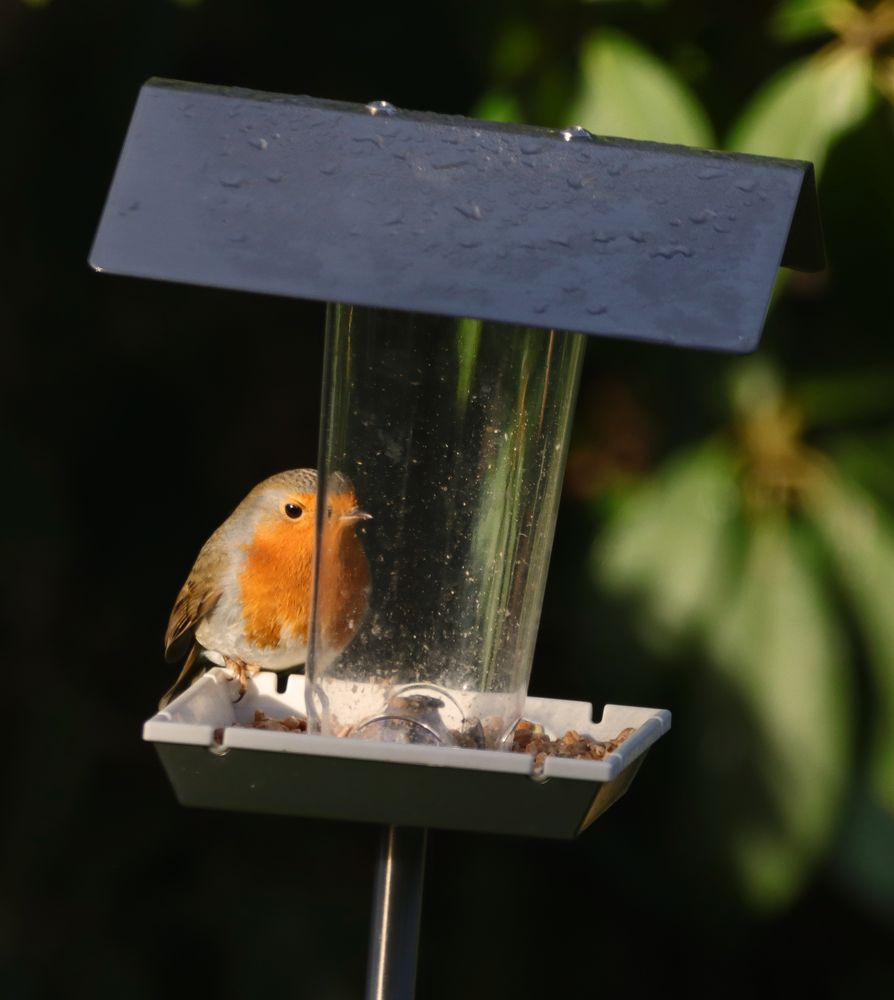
[158,643,204,709]
[163,533,228,663]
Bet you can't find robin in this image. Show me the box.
[160,468,371,708]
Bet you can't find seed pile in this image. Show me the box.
[246,709,307,732]
[214,710,635,768]
[511,719,635,771]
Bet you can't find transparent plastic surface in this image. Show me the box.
[306,306,585,748]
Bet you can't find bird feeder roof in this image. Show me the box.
[91,78,824,353]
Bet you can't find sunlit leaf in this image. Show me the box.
[706,513,851,908]
[568,29,715,147]
[595,442,738,649]
[807,472,894,813]
[727,44,874,170]
[769,0,852,41]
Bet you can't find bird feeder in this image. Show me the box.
[91,79,823,1000]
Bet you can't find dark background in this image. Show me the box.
[3,1,893,997]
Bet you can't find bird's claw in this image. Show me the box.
[223,656,256,703]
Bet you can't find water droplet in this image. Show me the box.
[592,232,616,244]
[366,100,397,116]
[218,170,245,188]
[353,135,385,149]
[688,209,717,224]
[549,237,571,248]
[266,169,284,183]
[586,304,607,316]
[320,162,338,175]
[628,230,647,243]
[712,222,732,234]
[607,163,624,177]
[520,141,545,155]
[562,283,581,293]
[454,203,483,221]
[566,176,584,190]
[228,233,247,244]
[669,218,682,227]
[560,125,593,142]
[459,239,481,249]
[248,137,268,151]
[697,167,723,180]
[735,178,756,192]
[533,303,548,314]
[651,244,694,259]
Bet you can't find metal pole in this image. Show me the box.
[365,825,427,1000]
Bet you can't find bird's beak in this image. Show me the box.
[341,507,372,523]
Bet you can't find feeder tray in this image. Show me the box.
[145,669,669,839]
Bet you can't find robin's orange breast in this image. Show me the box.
[318,526,371,651]
[238,520,314,649]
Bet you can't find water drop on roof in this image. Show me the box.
[366,100,397,117]
[560,125,593,142]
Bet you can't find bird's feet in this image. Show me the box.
[223,656,261,702]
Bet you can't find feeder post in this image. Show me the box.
[366,825,428,1000]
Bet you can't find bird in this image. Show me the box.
[160,468,371,709]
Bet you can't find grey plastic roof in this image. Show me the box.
[91,78,824,353]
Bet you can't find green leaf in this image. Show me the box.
[568,29,715,147]
[596,439,851,909]
[705,514,851,908]
[769,0,849,42]
[727,44,874,170]
[807,473,894,813]
[474,91,523,124]
[595,442,739,649]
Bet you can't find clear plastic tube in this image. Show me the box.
[306,305,585,748]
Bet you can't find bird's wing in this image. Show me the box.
[163,537,228,664]
[158,642,203,710]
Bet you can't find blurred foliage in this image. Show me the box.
[480,0,894,917]
[567,29,715,146]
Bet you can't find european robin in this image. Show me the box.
[161,469,371,708]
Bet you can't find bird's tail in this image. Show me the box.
[159,643,205,710]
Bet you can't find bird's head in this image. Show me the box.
[243,468,371,542]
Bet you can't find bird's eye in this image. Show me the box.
[284,503,303,519]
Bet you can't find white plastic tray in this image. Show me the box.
[144,669,670,839]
